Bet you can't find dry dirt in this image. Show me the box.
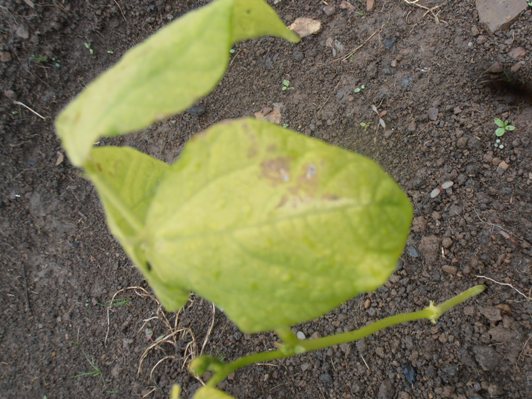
[1,1,531,398]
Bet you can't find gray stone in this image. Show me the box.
[377,380,395,399]
[427,107,439,121]
[472,345,500,371]
[480,306,502,322]
[475,0,527,33]
[419,235,439,263]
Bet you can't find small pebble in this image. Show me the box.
[296,331,306,340]
[508,47,526,60]
[442,237,453,248]
[427,107,439,121]
[322,5,336,16]
[0,51,12,62]
[441,181,454,190]
[442,265,457,274]
[430,187,440,198]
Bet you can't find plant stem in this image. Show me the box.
[205,285,485,387]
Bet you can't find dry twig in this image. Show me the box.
[475,275,531,301]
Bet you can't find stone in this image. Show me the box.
[486,61,503,73]
[428,107,439,121]
[456,137,468,148]
[15,25,30,39]
[442,237,453,248]
[497,160,509,173]
[442,265,457,274]
[508,47,526,60]
[472,345,500,371]
[480,306,502,322]
[475,0,527,33]
[322,5,336,16]
[412,216,427,233]
[0,51,12,62]
[419,235,439,263]
[377,380,395,399]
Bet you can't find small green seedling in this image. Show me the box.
[31,54,49,63]
[354,84,365,93]
[359,121,372,130]
[84,42,94,55]
[494,118,515,137]
[75,354,102,379]
[281,79,292,91]
[55,1,485,397]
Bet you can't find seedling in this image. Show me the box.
[75,354,102,379]
[55,1,485,397]
[84,42,94,55]
[359,121,372,130]
[31,54,49,63]
[354,84,365,93]
[371,104,387,129]
[494,118,515,137]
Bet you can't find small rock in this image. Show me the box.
[480,306,502,322]
[187,104,206,117]
[442,237,453,249]
[296,331,306,340]
[442,265,457,274]
[427,107,439,121]
[397,393,411,399]
[510,62,523,72]
[471,25,480,36]
[4,89,15,99]
[383,37,397,50]
[322,5,336,16]
[475,0,527,33]
[363,298,371,309]
[508,47,526,60]
[497,160,509,173]
[402,363,416,385]
[375,347,385,358]
[463,306,475,316]
[486,61,503,74]
[377,380,395,399]
[289,18,321,38]
[456,137,468,148]
[430,187,441,198]
[412,216,427,233]
[441,181,454,190]
[453,106,462,114]
[366,0,375,12]
[407,245,419,258]
[0,51,12,62]
[16,25,30,39]
[407,120,416,132]
[419,235,439,263]
[339,1,356,12]
[390,59,397,68]
[448,204,462,217]
[319,372,332,384]
[472,345,500,371]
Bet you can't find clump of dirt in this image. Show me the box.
[1,1,530,398]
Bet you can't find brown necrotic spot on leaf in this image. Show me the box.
[261,157,291,184]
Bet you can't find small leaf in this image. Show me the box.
[56,0,299,167]
[506,125,516,131]
[145,118,412,332]
[494,118,505,128]
[495,127,506,137]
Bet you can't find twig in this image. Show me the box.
[475,275,531,301]
[112,0,128,24]
[339,26,383,62]
[13,101,46,120]
[200,303,216,355]
[402,0,446,24]
[360,354,370,370]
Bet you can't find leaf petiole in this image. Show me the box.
[202,285,485,387]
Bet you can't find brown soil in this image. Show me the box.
[1,1,531,398]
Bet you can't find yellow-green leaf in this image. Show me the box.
[193,387,235,399]
[144,118,413,333]
[85,146,188,310]
[55,0,299,167]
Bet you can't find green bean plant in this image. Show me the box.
[55,1,485,398]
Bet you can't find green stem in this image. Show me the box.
[205,285,485,387]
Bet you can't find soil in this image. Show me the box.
[1,1,531,398]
